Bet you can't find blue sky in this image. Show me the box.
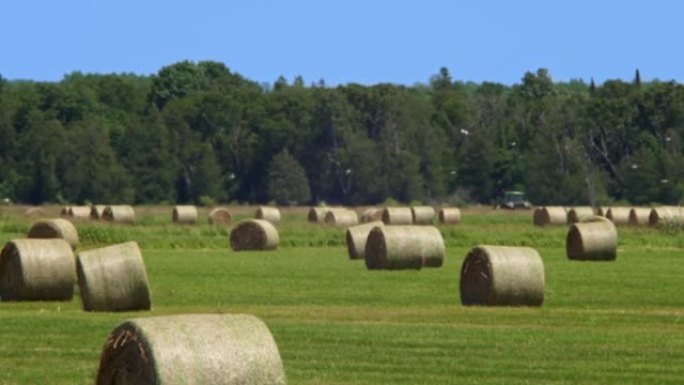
[1,0,681,85]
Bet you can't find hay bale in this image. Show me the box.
[324,208,358,226]
[606,207,631,225]
[566,216,617,261]
[25,207,46,217]
[103,205,136,224]
[90,205,106,220]
[208,207,232,225]
[361,208,383,223]
[346,221,384,260]
[76,241,151,312]
[411,206,435,225]
[365,226,445,269]
[629,207,651,226]
[308,207,330,223]
[95,313,286,385]
[460,245,545,306]
[230,219,279,251]
[60,206,71,217]
[567,207,595,224]
[381,207,413,225]
[532,206,567,226]
[172,205,198,224]
[27,218,80,250]
[649,206,684,226]
[0,239,75,301]
[255,206,281,224]
[69,206,91,219]
[438,208,461,225]
[595,207,606,216]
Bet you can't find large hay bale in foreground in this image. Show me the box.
[629,207,651,226]
[255,206,281,224]
[172,205,198,224]
[95,313,286,385]
[69,206,91,219]
[365,226,445,269]
[649,206,684,226]
[606,207,631,225]
[27,218,80,250]
[308,207,330,223]
[208,207,232,225]
[411,206,435,225]
[460,245,544,306]
[324,208,358,226]
[567,207,595,224]
[77,241,151,312]
[566,216,617,261]
[438,208,461,225]
[230,219,279,251]
[346,221,384,260]
[25,207,46,217]
[532,206,567,226]
[381,207,413,225]
[0,239,75,301]
[90,205,106,220]
[103,205,136,224]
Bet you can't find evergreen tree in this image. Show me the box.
[267,149,311,205]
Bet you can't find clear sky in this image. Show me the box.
[1,0,681,86]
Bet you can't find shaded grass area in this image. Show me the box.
[1,209,684,384]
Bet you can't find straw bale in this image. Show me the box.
[346,221,384,260]
[27,218,80,249]
[95,313,286,385]
[324,208,358,226]
[381,207,413,225]
[628,207,651,226]
[438,208,461,224]
[172,205,198,224]
[365,226,445,269]
[308,207,330,223]
[230,219,279,251]
[361,208,383,223]
[76,241,151,312]
[90,205,106,220]
[567,207,595,224]
[69,206,92,219]
[460,245,544,306]
[103,205,136,224]
[255,206,281,224]
[411,206,435,225]
[566,216,617,261]
[606,207,631,225]
[532,206,567,226]
[649,206,684,226]
[25,207,46,217]
[208,207,232,225]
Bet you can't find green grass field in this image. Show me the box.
[1,206,684,384]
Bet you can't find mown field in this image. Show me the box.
[1,206,684,384]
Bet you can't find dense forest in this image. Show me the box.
[1,61,683,206]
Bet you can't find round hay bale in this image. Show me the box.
[230,219,279,251]
[532,206,567,226]
[76,241,151,312]
[361,208,383,223]
[649,206,684,226]
[411,206,435,225]
[90,205,106,220]
[567,207,595,224]
[606,207,631,225]
[365,226,445,270]
[25,206,46,217]
[27,218,80,250]
[255,206,281,224]
[60,206,71,217]
[0,239,75,301]
[308,207,330,223]
[95,313,286,385]
[324,208,359,226]
[208,207,232,225]
[172,205,198,224]
[69,206,91,219]
[103,205,136,224]
[381,207,413,225]
[595,207,606,216]
[346,221,384,260]
[629,207,651,226]
[460,245,545,306]
[566,216,617,261]
[438,208,461,225]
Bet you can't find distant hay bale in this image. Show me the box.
[0,239,75,301]
[460,245,545,306]
[365,226,445,269]
[255,206,281,224]
[361,208,383,223]
[381,207,413,225]
[595,207,606,216]
[533,206,567,226]
[324,208,359,226]
[308,207,330,223]
[27,218,80,250]
[25,207,46,217]
[76,241,151,312]
[438,208,461,224]
[208,207,232,225]
[172,205,198,224]
[567,207,595,224]
[411,206,435,225]
[346,221,384,260]
[90,205,106,220]
[95,313,286,385]
[103,205,136,224]
[629,207,651,226]
[60,206,71,217]
[230,219,279,251]
[606,207,631,225]
[69,206,91,219]
[649,206,684,226]
[566,216,617,261]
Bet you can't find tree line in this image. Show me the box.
[1,62,683,206]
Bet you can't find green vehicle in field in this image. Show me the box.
[495,191,532,210]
